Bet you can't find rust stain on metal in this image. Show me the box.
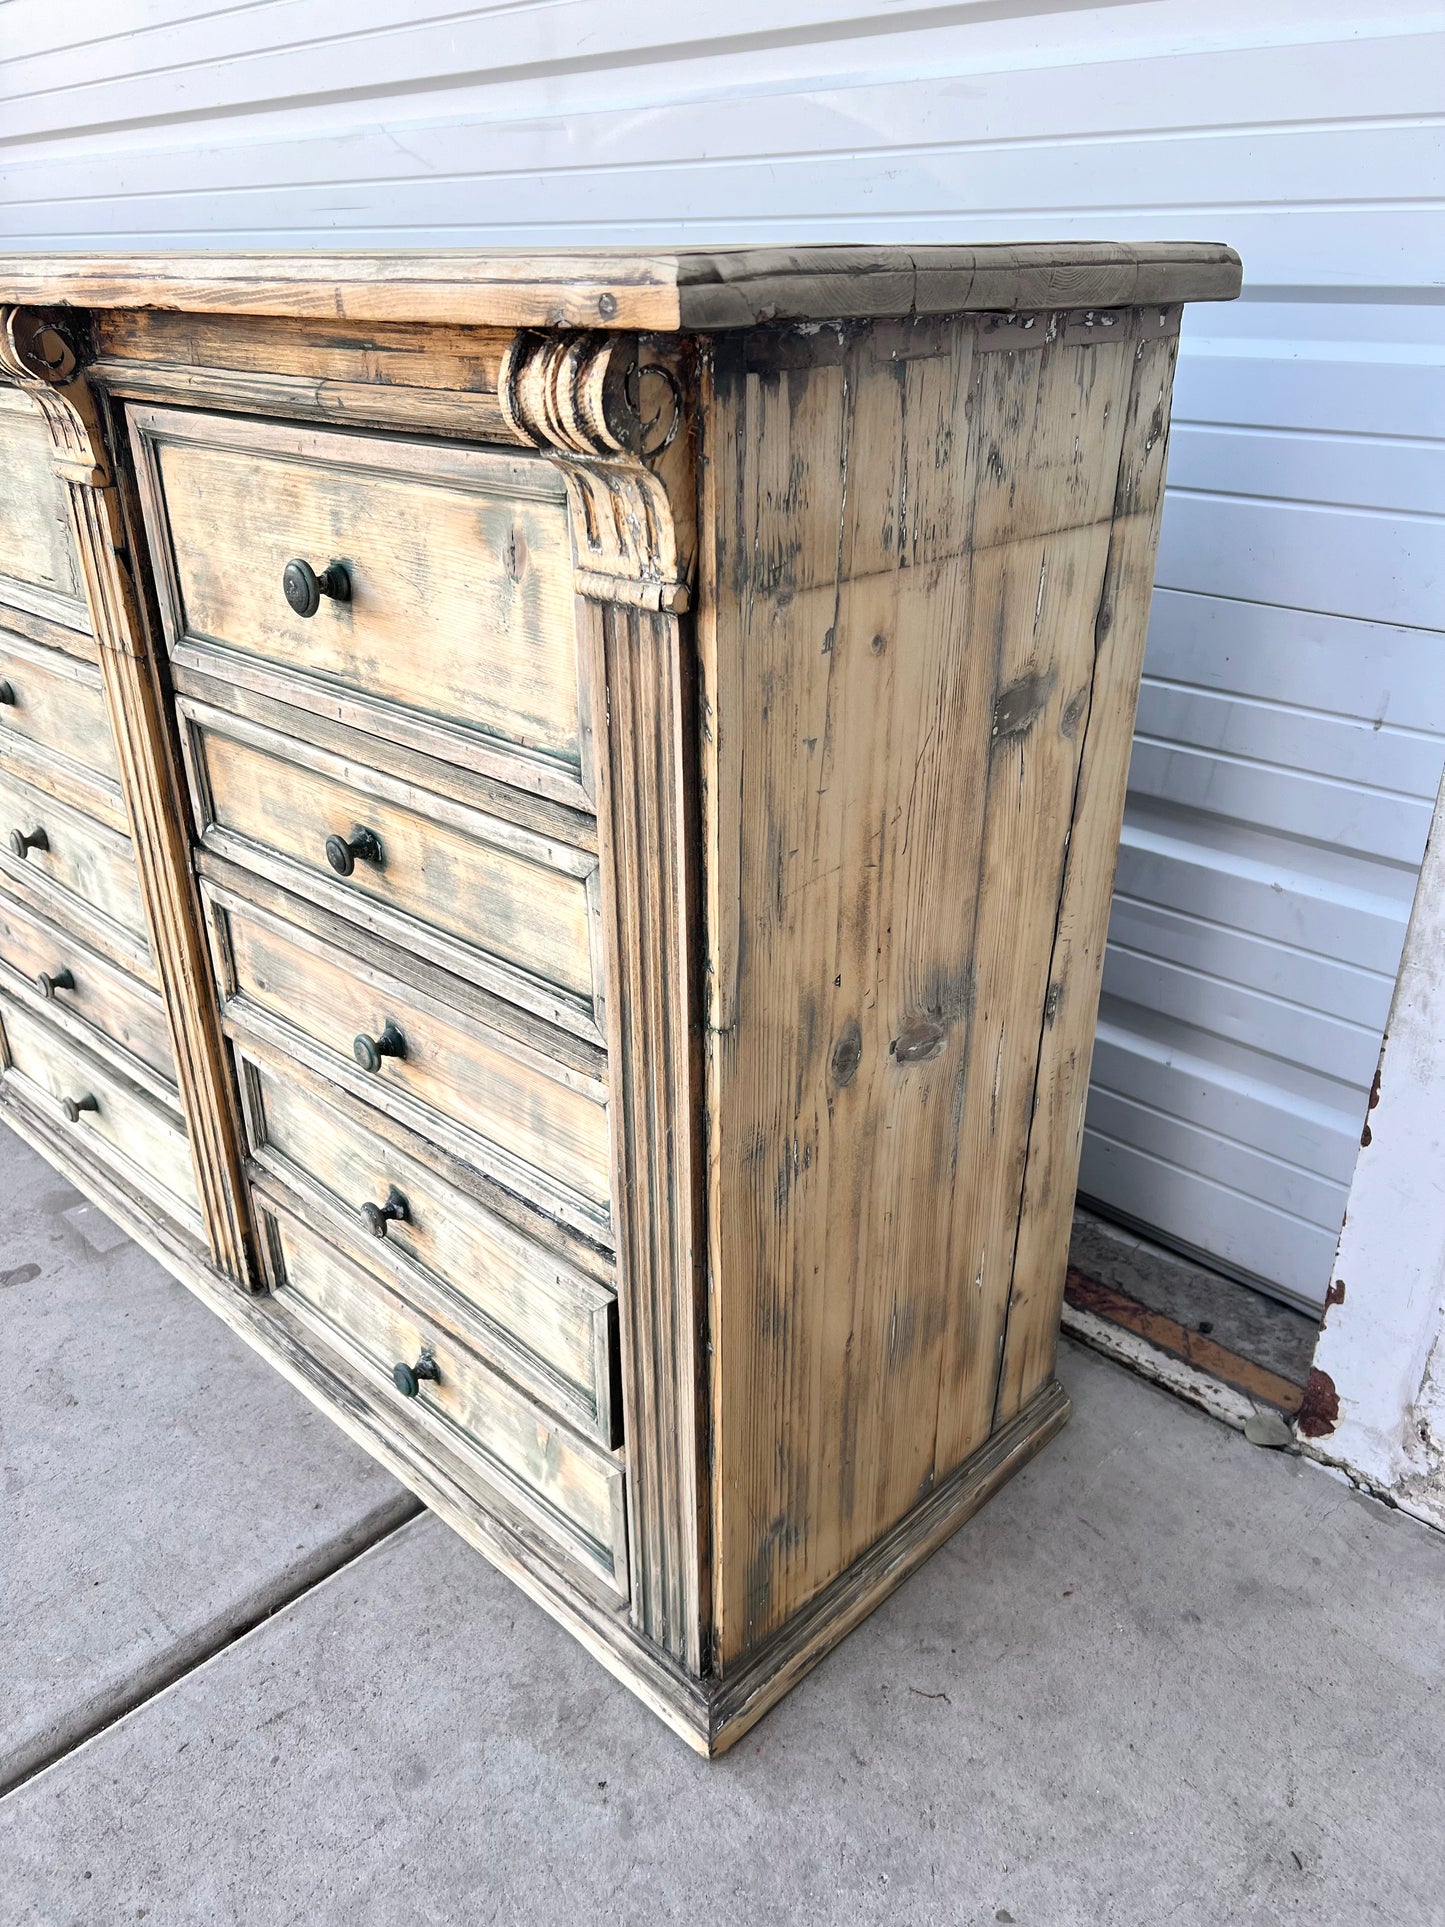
[1295,1367,1342,1439]
[1321,1278,1346,1329]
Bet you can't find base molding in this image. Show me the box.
[2,1096,1070,1757]
[705,1378,1072,1754]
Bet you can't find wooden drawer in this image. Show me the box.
[180,697,603,1041]
[240,1045,618,1442]
[0,387,92,646]
[260,1200,628,1597]
[0,629,119,786]
[128,405,590,805]
[207,884,613,1241]
[0,767,151,958]
[0,892,174,1086]
[0,995,201,1235]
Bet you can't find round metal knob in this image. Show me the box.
[0,679,14,706]
[283,557,351,619]
[62,1093,99,1124]
[353,1020,406,1075]
[8,826,48,860]
[36,966,75,1000]
[324,824,383,877]
[360,1185,409,1239]
[392,1350,440,1399]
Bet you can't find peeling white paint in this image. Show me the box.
[1306,770,1445,1533]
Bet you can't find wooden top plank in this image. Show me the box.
[0,244,1241,332]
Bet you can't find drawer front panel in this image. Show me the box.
[0,768,150,952]
[0,893,174,1083]
[184,701,601,1036]
[0,389,90,637]
[214,894,613,1236]
[243,1051,617,1441]
[265,1204,628,1595]
[0,997,200,1230]
[130,406,586,791]
[0,632,119,785]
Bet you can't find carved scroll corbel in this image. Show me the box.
[0,307,144,659]
[500,330,693,614]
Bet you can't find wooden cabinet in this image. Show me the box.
[0,247,1239,1752]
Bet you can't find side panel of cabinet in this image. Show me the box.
[702,310,1177,1663]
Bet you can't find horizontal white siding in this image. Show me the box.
[2,0,1442,1307]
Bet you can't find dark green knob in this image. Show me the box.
[360,1185,409,1239]
[325,824,382,877]
[36,966,75,1000]
[62,1092,98,1124]
[353,1020,406,1075]
[283,557,351,619]
[9,825,47,859]
[0,679,14,706]
[392,1350,440,1399]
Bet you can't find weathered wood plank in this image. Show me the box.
[994,315,1183,1424]
[261,1195,629,1597]
[210,885,614,1239]
[127,403,588,796]
[0,244,1240,331]
[704,311,1151,1661]
[0,626,118,784]
[242,1046,619,1444]
[0,889,174,1085]
[179,696,604,1041]
[0,994,201,1234]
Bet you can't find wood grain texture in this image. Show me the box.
[0,267,1220,1746]
[0,889,174,1085]
[995,313,1182,1424]
[178,695,605,1042]
[707,1376,1071,1754]
[0,245,1241,331]
[0,1091,714,1750]
[241,1044,620,1444]
[128,403,589,803]
[0,626,119,784]
[703,309,1166,1661]
[0,766,150,947]
[0,993,202,1234]
[0,723,128,836]
[208,883,615,1241]
[503,327,707,1669]
[1,311,254,1284]
[0,386,87,629]
[588,597,708,1671]
[260,1194,629,1596]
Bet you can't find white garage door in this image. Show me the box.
[1086,293,1445,1310]
[2,0,1441,1310]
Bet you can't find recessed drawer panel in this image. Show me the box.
[0,630,119,786]
[0,996,200,1235]
[182,698,602,1040]
[0,388,91,641]
[210,889,612,1241]
[0,767,151,957]
[0,893,174,1084]
[243,1052,618,1443]
[129,405,588,802]
[262,1201,628,1597]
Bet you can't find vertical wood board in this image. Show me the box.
[704,312,1152,1660]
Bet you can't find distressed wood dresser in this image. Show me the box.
[0,246,1239,1751]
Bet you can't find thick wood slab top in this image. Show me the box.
[0,243,1241,331]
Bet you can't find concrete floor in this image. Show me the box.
[2,1124,1442,1927]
